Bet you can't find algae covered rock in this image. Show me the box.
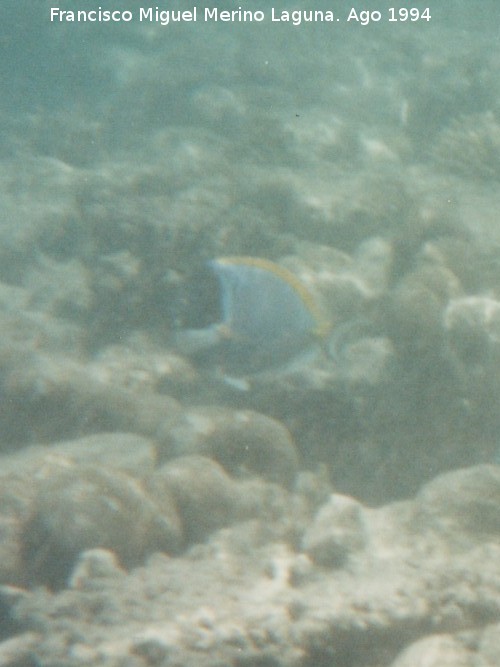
[23,465,182,587]
[0,432,157,585]
[157,406,299,487]
[147,455,258,543]
[378,259,460,356]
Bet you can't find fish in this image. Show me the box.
[173,256,331,379]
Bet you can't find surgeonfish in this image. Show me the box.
[173,256,331,378]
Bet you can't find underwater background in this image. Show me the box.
[2,1,500,665]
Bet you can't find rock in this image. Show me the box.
[9,462,500,667]
[351,236,394,296]
[302,493,368,568]
[0,307,84,358]
[1,351,181,443]
[68,548,126,590]
[0,433,156,586]
[0,632,41,667]
[157,406,299,487]
[378,282,445,354]
[378,244,462,355]
[131,633,171,666]
[283,110,360,164]
[0,432,157,479]
[50,432,157,476]
[146,456,257,544]
[282,241,380,323]
[415,464,500,543]
[418,238,480,293]
[0,477,37,586]
[191,85,246,132]
[433,111,500,181]
[390,634,471,667]
[91,342,199,396]
[23,465,182,587]
[339,336,395,387]
[24,255,93,320]
[478,622,500,666]
[445,296,500,364]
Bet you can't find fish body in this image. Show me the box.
[174,256,330,378]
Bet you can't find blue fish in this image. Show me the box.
[174,256,331,378]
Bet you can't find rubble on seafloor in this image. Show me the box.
[2,449,500,666]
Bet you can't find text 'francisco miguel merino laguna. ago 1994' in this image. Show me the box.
[49,6,432,27]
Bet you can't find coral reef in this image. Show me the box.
[1,5,500,665]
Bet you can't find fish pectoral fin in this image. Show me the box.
[220,374,251,392]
